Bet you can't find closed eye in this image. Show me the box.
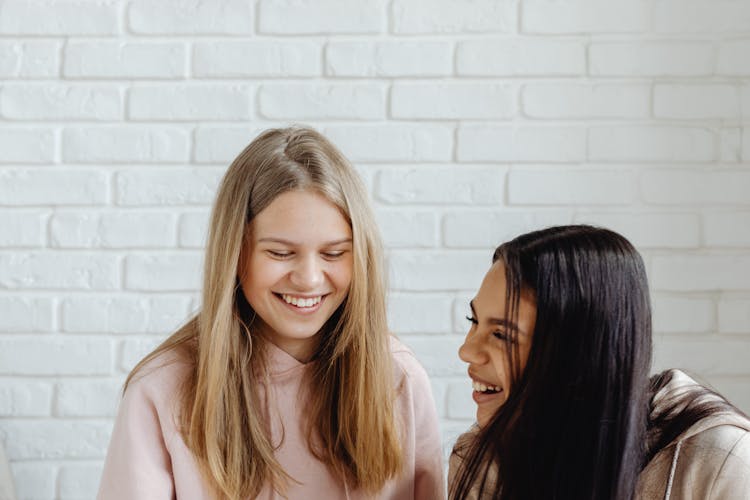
[465,315,478,325]
[322,250,347,260]
[267,250,292,259]
[493,331,514,343]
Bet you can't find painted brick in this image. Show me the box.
[389,251,488,291]
[743,86,750,122]
[353,164,375,193]
[509,168,635,205]
[444,210,573,248]
[55,379,122,417]
[376,166,504,205]
[0,84,122,120]
[61,295,191,334]
[388,294,453,334]
[194,41,319,77]
[391,83,515,120]
[0,211,46,247]
[651,255,750,291]
[654,84,741,120]
[652,338,750,376]
[641,170,750,205]
[0,297,54,333]
[193,126,266,163]
[0,128,55,164]
[150,296,195,333]
[0,0,118,35]
[522,0,650,34]
[0,252,119,290]
[652,295,714,334]
[457,39,585,76]
[59,463,104,500]
[588,127,714,163]
[259,0,384,34]
[446,379,475,420]
[458,125,587,163]
[376,209,437,248]
[129,85,252,121]
[125,254,203,291]
[179,211,210,248]
[572,212,700,248]
[48,212,98,248]
[399,335,466,376]
[717,40,750,75]
[589,42,714,76]
[119,337,164,372]
[441,421,474,459]
[0,169,108,206]
[452,294,476,333]
[718,299,750,334]
[128,0,253,34]
[323,124,453,163]
[115,168,224,206]
[522,83,649,119]
[0,337,112,376]
[0,40,60,78]
[392,0,515,34]
[709,377,750,414]
[64,41,185,79]
[704,212,750,247]
[654,0,750,34]
[10,463,55,500]
[259,83,386,120]
[0,420,112,459]
[63,126,189,163]
[326,41,451,77]
[720,128,742,163]
[50,212,176,248]
[744,127,750,162]
[0,381,52,417]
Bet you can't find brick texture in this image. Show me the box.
[1,1,749,497]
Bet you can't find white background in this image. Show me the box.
[1,0,749,498]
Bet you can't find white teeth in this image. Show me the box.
[281,294,322,308]
[472,381,500,393]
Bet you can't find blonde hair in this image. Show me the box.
[125,127,402,498]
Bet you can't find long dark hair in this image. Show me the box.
[451,225,653,500]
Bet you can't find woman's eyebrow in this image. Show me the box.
[256,237,353,246]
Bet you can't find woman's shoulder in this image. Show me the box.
[639,369,750,498]
[123,348,193,408]
[388,336,428,381]
[639,424,750,498]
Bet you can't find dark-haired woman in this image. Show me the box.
[449,225,750,500]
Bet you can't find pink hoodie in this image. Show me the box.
[97,337,445,499]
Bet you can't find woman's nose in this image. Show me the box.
[290,254,324,290]
[459,331,488,365]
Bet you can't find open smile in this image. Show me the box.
[469,372,503,404]
[273,292,328,313]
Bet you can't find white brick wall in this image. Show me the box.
[1,1,749,498]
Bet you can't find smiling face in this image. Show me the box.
[459,260,537,427]
[239,189,353,362]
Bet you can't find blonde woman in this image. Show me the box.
[97,127,445,499]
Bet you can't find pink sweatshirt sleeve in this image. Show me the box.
[395,345,447,500]
[97,367,177,499]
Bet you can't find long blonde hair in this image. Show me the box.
[125,127,402,498]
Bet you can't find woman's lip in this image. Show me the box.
[467,370,499,388]
[274,292,330,298]
[472,388,503,405]
[274,293,326,314]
